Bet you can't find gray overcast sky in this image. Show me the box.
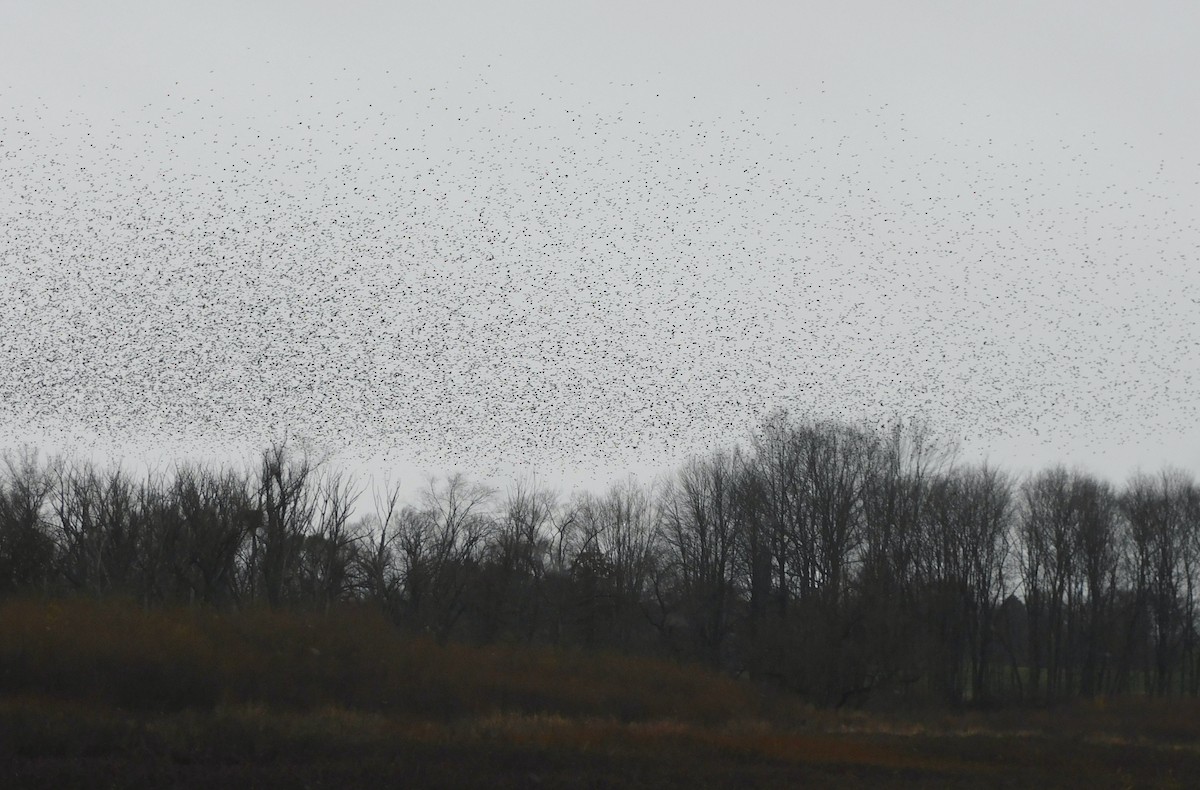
[1,0,1198,501]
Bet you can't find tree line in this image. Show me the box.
[1,412,1198,708]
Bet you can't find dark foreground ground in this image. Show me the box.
[1,599,1197,788]
[6,695,1198,788]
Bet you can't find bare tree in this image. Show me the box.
[1182,479,1200,695]
[1121,470,1191,696]
[395,473,495,641]
[562,476,659,649]
[295,468,364,610]
[247,441,320,607]
[1016,466,1078,701]
[922,464,1013,703]
[1072,473,1121,698]
[0,447,58,594]
[747,409,807,617]
[741,413,877,700]
[855,418,950,699]
[48,459,152,598]
[153,463,257,606]
[659,450,745,667]
[476,474,557,642]
[353,477,407,616]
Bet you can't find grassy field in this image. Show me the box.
[1,599,1198,788]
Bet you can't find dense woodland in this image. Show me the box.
[1,412,1198,709]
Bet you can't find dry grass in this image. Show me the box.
[3,598,1200,788]
[0,597,759,721]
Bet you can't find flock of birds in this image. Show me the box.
[0,71,1196,487]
